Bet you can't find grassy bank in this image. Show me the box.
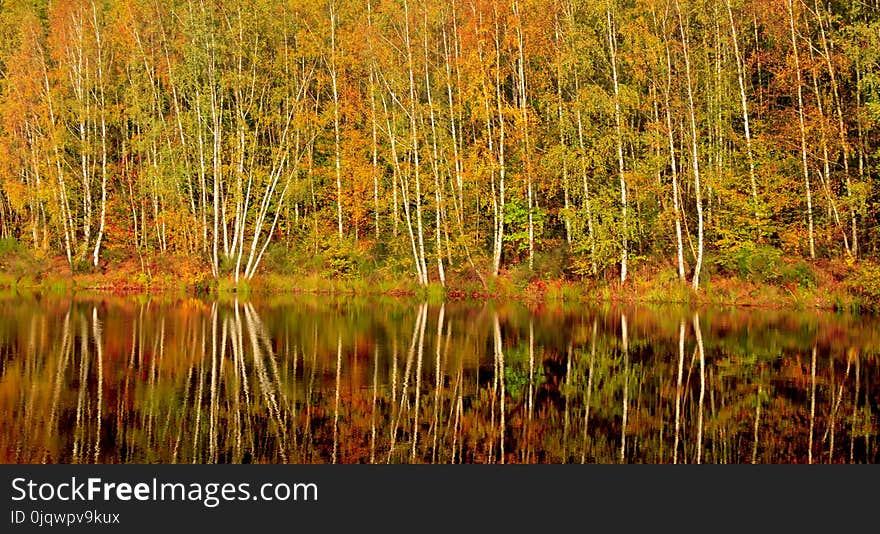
[2,237,879,312]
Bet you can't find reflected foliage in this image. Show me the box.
[0,293,877,463]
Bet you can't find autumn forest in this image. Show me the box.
[1,0,880,297]
[2,0,880,467]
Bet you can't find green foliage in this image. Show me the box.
[709,243,814,288]
[850,261,880,308]
[779,261,816,289]
[531,244,569,280]
[263,243,297,274]
[507,263,534,291]
[570,207,623,279]
[263,238,371,282]
[216,277,251,296]
[710,243,779,281]
[0,238,43,287]
[0,238,22,256]
[503,200,545,259]
[503,343,546,403]
[424,283,446,303]
[323,248,360,280]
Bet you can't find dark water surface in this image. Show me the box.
[1,292,877,464]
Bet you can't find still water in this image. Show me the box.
[0,292,877,464]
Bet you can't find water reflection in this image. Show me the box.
[0,293,877,464]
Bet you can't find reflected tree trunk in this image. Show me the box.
[43,306,74,463]
[527,319,535,462]
[411,303,427,462]
[809,344,817,464]
[752,384,762,464]
[850,357,859,463]
[563,342,572,462]
[493,312,506,464]
[581,318,596,464]
[371,345,379,464]
[91,306,103,463]
[674,318,685,464]
[694,312,705,464]
[431,304,445,463]
[332,333,342,464]
[620,313,628,463]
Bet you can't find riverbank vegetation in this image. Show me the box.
[1,0,880,309]
[3,235,880,311]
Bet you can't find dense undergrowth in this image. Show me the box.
[2,236,879,312]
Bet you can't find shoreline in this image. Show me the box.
[1,257,875,314]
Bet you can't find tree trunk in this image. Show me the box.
[663,19,686,281]
[330,0,344,242]
[607,7,628,284]
[724,0,759,226]
[513,0,534,270]
[677,3,704,290]
[788,0,816,259]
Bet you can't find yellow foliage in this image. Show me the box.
[2,178,29,212]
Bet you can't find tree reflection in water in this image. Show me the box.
[0,293,877,464]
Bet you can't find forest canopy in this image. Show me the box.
[0,0,878,289]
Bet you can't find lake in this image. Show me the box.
[0,292,877,464]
